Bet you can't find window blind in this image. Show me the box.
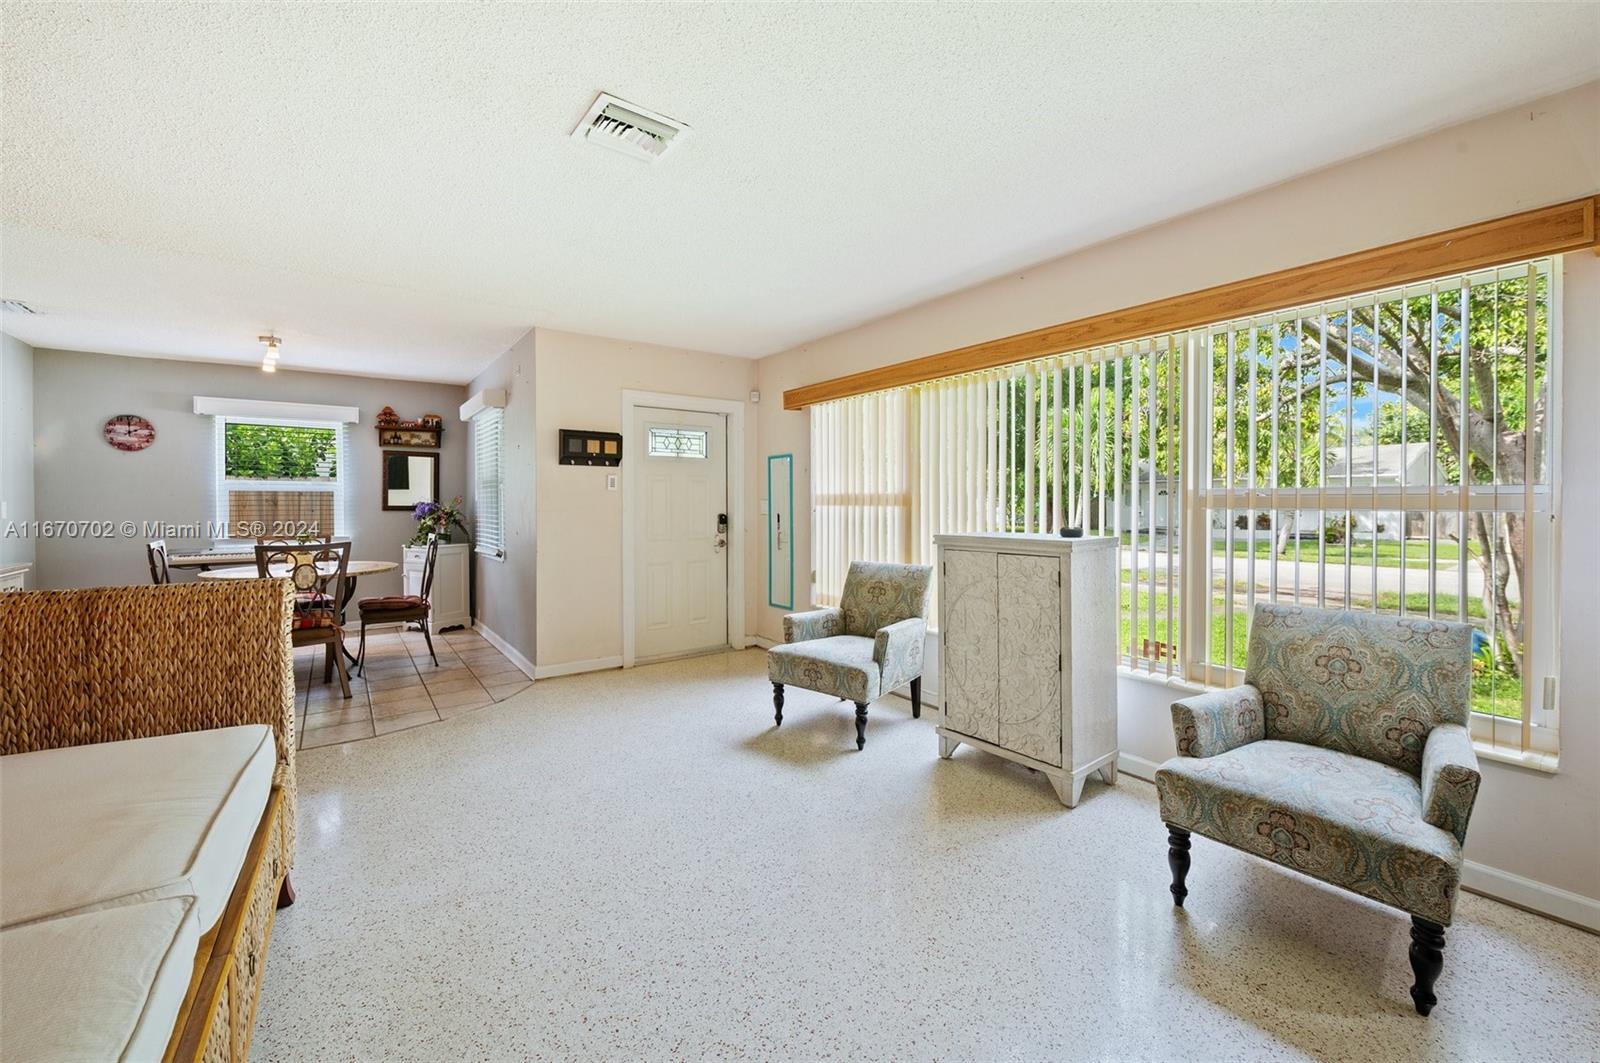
[472,407,505,558]
[808,256,1561,758]
[810,389,911,606]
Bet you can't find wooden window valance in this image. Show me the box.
[782,194,1599,410]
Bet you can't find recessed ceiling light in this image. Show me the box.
[571,92,686,162]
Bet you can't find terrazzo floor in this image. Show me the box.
[256,649,1600,1061]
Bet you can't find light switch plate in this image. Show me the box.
[760,498,768,514]
[606,473,619,491]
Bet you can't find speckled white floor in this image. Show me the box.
[255,650,1600,1062]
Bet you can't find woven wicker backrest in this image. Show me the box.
[0,580,298,856]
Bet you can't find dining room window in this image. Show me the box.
[471,406,505,558]
[212,417,346,541]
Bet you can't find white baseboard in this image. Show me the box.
[533,655,623,680]
[751,635,777,650]
[1117,751,1163,782]
[472,623,536,680]
[1461,861,1600,932]
[886,684,942,709]
[1114,751,1598,932]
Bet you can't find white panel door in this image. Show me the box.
[941,548,999,744]
[633,408,729,661]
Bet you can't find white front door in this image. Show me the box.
[633,407,729,661]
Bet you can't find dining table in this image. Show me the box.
[196,559,400,663]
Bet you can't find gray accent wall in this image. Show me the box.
[31,349,468,595]
[1,332,37,579]
[467,328,536,666]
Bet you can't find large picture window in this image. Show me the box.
[810,257,1559,758]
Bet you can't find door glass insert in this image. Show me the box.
[647,426,709,459]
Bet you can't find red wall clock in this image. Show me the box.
[103,414,156,452]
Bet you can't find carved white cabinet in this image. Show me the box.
[402,542,471,635]
[935,533,1118,807]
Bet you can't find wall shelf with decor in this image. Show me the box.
[375,406,443,449]
[376,425,442,448]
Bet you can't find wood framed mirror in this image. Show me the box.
[382,450,440,512]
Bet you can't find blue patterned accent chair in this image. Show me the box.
[767,561,933,750]
[1155,603,1479,1016]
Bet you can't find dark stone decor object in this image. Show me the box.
[1059,526,1083,538]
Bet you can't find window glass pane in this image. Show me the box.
[218,420,341,538]
[647,426,708,459]
[224,423,338,480]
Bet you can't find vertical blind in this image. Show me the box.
[809,257,1558,757]
[472,407,505,558]
[1191,260,1555,757]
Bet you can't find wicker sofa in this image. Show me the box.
[0,580,298,1061]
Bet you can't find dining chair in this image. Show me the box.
[254,538,353,698]
[145,540,172,585]
[355,535,439,675]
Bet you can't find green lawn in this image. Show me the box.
[1116,584,1519,720]
[1219,537,1461,570]
[1119,533,1463,570]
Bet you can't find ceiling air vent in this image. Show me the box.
[571,92,686,162]
[1,300,36,315]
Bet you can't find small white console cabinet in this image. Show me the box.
[934,533,1119,807]
[402,541,471,635]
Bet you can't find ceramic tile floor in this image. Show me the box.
[257,649,1600,1061]
[295,628,530,749]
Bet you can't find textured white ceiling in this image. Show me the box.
[3,2,1597,382]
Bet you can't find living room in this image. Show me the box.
[1,3,1597,1061]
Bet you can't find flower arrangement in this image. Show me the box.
[410,496,471,545]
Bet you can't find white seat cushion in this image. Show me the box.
[0,895,199,1063]
[0,724,275,931]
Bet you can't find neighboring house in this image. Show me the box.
[1324,443,1458,539]
[1202,443,1458,541]
[1118,460,1178,533]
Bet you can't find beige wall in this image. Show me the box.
[534,329,758,669]
[753,81,1600,910]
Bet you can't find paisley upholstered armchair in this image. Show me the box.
[1155,603,1480,1016]
[767,561,933,750]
